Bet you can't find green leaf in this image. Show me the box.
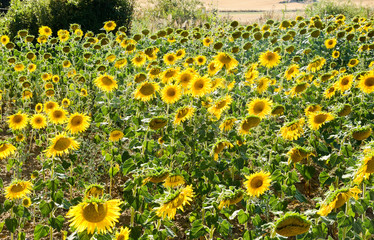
[5,218,18,233]
[39,200,54,217]
[109,166,119,176]
[122,159,135,175]
[238,210,249,224]
[34,225,50,240]
[48,215,64,231]
[295,189,308,203]
[17,231,26,240]
[190,219,208,238]
[217,220,230,237]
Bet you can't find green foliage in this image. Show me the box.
[4,0,134,39]
[305,0,374,19]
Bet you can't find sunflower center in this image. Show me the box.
[180,74,191,83]
[71,116,83,126]
[218,54,232,64]
[314,114,327,124]
[295,84,307,93]
[341,78,349,85]
[53,111,63,119]
[35,117,42,124]
[165,70,176,78]
[365,77,374,87]
[10,183,25,193]
[334,193,348,209]
[366,157,374,173]
[266,53,275,61]
[288,68,294,74]
[117,234,125,240]
[194,79,204,90]
[46,103,55,110]
[54,138,71,151]
[172,195,184,208]
[82,203,108,223]
[140,84,155,96]
[167,55,175,62]
[253,102,265,114]
[101,76,114,86]
[13,115,23,123]
[250,177,263,188]
[328,87,335,93]
[216,100,227,109]
[166,88,176,97]
[177,108,189,118]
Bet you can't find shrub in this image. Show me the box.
[4,0,134,39]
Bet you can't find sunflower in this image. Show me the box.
[62,60,71,68]
[143,170,169,185]
[39,26,52,37]
[114,227,130,240]
[219,117,237,132]
[324,85,336,99]
[238,115,261,135]
[161,68,179,84]
[195,55,206,66]
[244,171,271,197]
[203,37,213,46]
[114,59,127,69]
[308,111,334,130]
[154,185,194,220]
[347,58,359,68]
[245,69,259,85]
[66,198,122,234]
[164,175,185,188]
[352,126,372,141]
[307,56,326,72]
[45,133,80,158]
[149,117,168,131]
[84,184,105,199]
[30,114,47,129]
[22,197,32,208]
[332,50,340,58]
[280,118,305,141]
[208,95,233,119]
[290,82,308,97]
[213,52,239,70]
[16,134,25,142]
[14,63,25,71]
[271,105,285,116]
[189,75,211,97]
[163,53,177,65]
[8,112,28,130]
[174,106,195,125]
[354,151,374,184]
[109,130,124,142]
[337,104,351,117]
[212,140,233,160]
[324,38,337,49]
[259,51,281,68]
[94,74,117,92]
[287,146,313,165]
[1,35,9,45]
[358,72,374,93]
[5,180,33,200]
[0,142,17,160]
[218,190,244,210]
[134,81,160,101]
[44,101,59,114]
[49,108,68,125]
[81,88,88,97]
[103,21,117,32]
[256,77,270,94]
[247,98,272,119]
[28,63,37,72]
[284,64,299,80]
[67,113,91,134]
[177,69,196,89]
[304,105,321,117]
[335,75,353,92]
[132,53,147,67]
[161,84,182,104]
[274,212,311,237]
[61,98,71,108]
[35,103,43,113]
[176,49,186,59]
[317,187,361,216]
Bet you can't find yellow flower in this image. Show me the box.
[189,75,211,97]
[335,74,353,92]
[332,50,340,58]
[307,56,326,72]
[304,105,321,117]
[114,227,130,240]
[287,146,313,165]
[103,21,117,32]
[324,85,336,99]
[358,72,374,94]
[30,114,47,129]
[66,198,122,234]
[258,51,281,68]
[174,106,195,125]
[219,117,236,132]
[22,197,32,208]
[161,84,182,104]
[280,118,305,141]
[49,108,68,125]
[256,77,270,94]
[8,112,28,130]
[177,68,196,89]
[39,26,52,37]
[45,133,80,158]
[161,68,179,84]
[28,63,37,72]
[347,58,359,68]
[274,213,311,237]
[134,81,160,102]
[35,103,43,113]
[44,101,59,114]
[208,95,232,119]
[0,142,17,160]
[212,140,233,160]
[109,130,124,142]
[94,74,118,92]
[67,113,91,134]
[324,38,337,49]
[14,63,25,71]
[317,187,361,216]
[247,98,272,118]
[352,126,372,141]
[164,175,185,188]
[244,171,271,197]
[213,52,238,70]
[308,111,334,130]
[5,180,33,200]
[163,53,177,65]
[284,64,299,80]
[238,115,261,135]
[290,82,308,97]
[132,53,147,67]
[1,35,9,45]
[195,55,206,65]
[218,190,244,210]
[114,58,127,69]
[149,117,168,131]
[354,151,374,184]
[203,37,213,46]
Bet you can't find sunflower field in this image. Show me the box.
[0,14,374,240]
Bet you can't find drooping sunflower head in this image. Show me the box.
[66,197,122,234]
[164,175,185,188]
[304,104,321,117]
[256,77,270,94]
[208,95,233,118]
[219,117,237,132]
[352,126,372,141]
[274,212,311,237]
[30,114,47,129]
[247,98,272,118]
[134,81,160,101]
[0,141,17,160]
[149,117,168,131]
[174,106,195,125]
[317,187,361,216]
[8,112,28,130]
[5,180,33,200]
[287,145,313,164]
[259,51,281,68]
[354,152,374,184]
[244,171,271,197]
[307,56,326,72]
[271,105,285,116]
[218,189,244,210]
[239,115,261,135]
[337,104,352,117]
[280,118,305,141]
[284,64,299,80]
[161,84,182,104]
[109,130,124,142]
[212,139,233,160]
[94,74,118,92]
[85,184,105,198]
[143,169,170,184]
[67,113,91,134]
[290,82,308,96]
[45,133,80,158]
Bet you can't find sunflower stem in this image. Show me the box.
[130,206,135,227]
[361,182,366,240]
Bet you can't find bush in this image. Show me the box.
[4,0,134,39]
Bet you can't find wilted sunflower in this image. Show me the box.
[149,117,168,131]
[335,74,353,92]
[352,126,372,141]
[0,142,17,160]
[67,113,91,134]
[8,112,28,130]
[114,227,130,240]
[308,111,334,130]
[44,101,59,114]
[337,104,352,117]
[274,212,311,237]
[49,108,68,125]
[211,140,233,160]
[134,81,160,101]
[30,114,47,129]
[244,171,271,197]
[213,52,239,70]
[271,105,285,116]
[259,51,281,68]
[5,180,33,200]
[280,118,305,140]
[238,115,261,135]
[154,185,194,220]
[143,170,170,185]
[287,146,313,165]
[161,84,182,104]
[208,95,233,119]
[284,64,299,80]
[219,117,237,132]
[218,189,244,210]
[324,38,337,49]
[94,74,118,92]
[45,133,80,158]
[174,106,195,125]
[358,71,374,93]
[189,75,211,97]
[317,187,361,216]
[354,151,374,184]
[164,175,185,188]
[247,98,272,118]
[109,130,124,142]
[66,198,122,234]
[103,21,116,32]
